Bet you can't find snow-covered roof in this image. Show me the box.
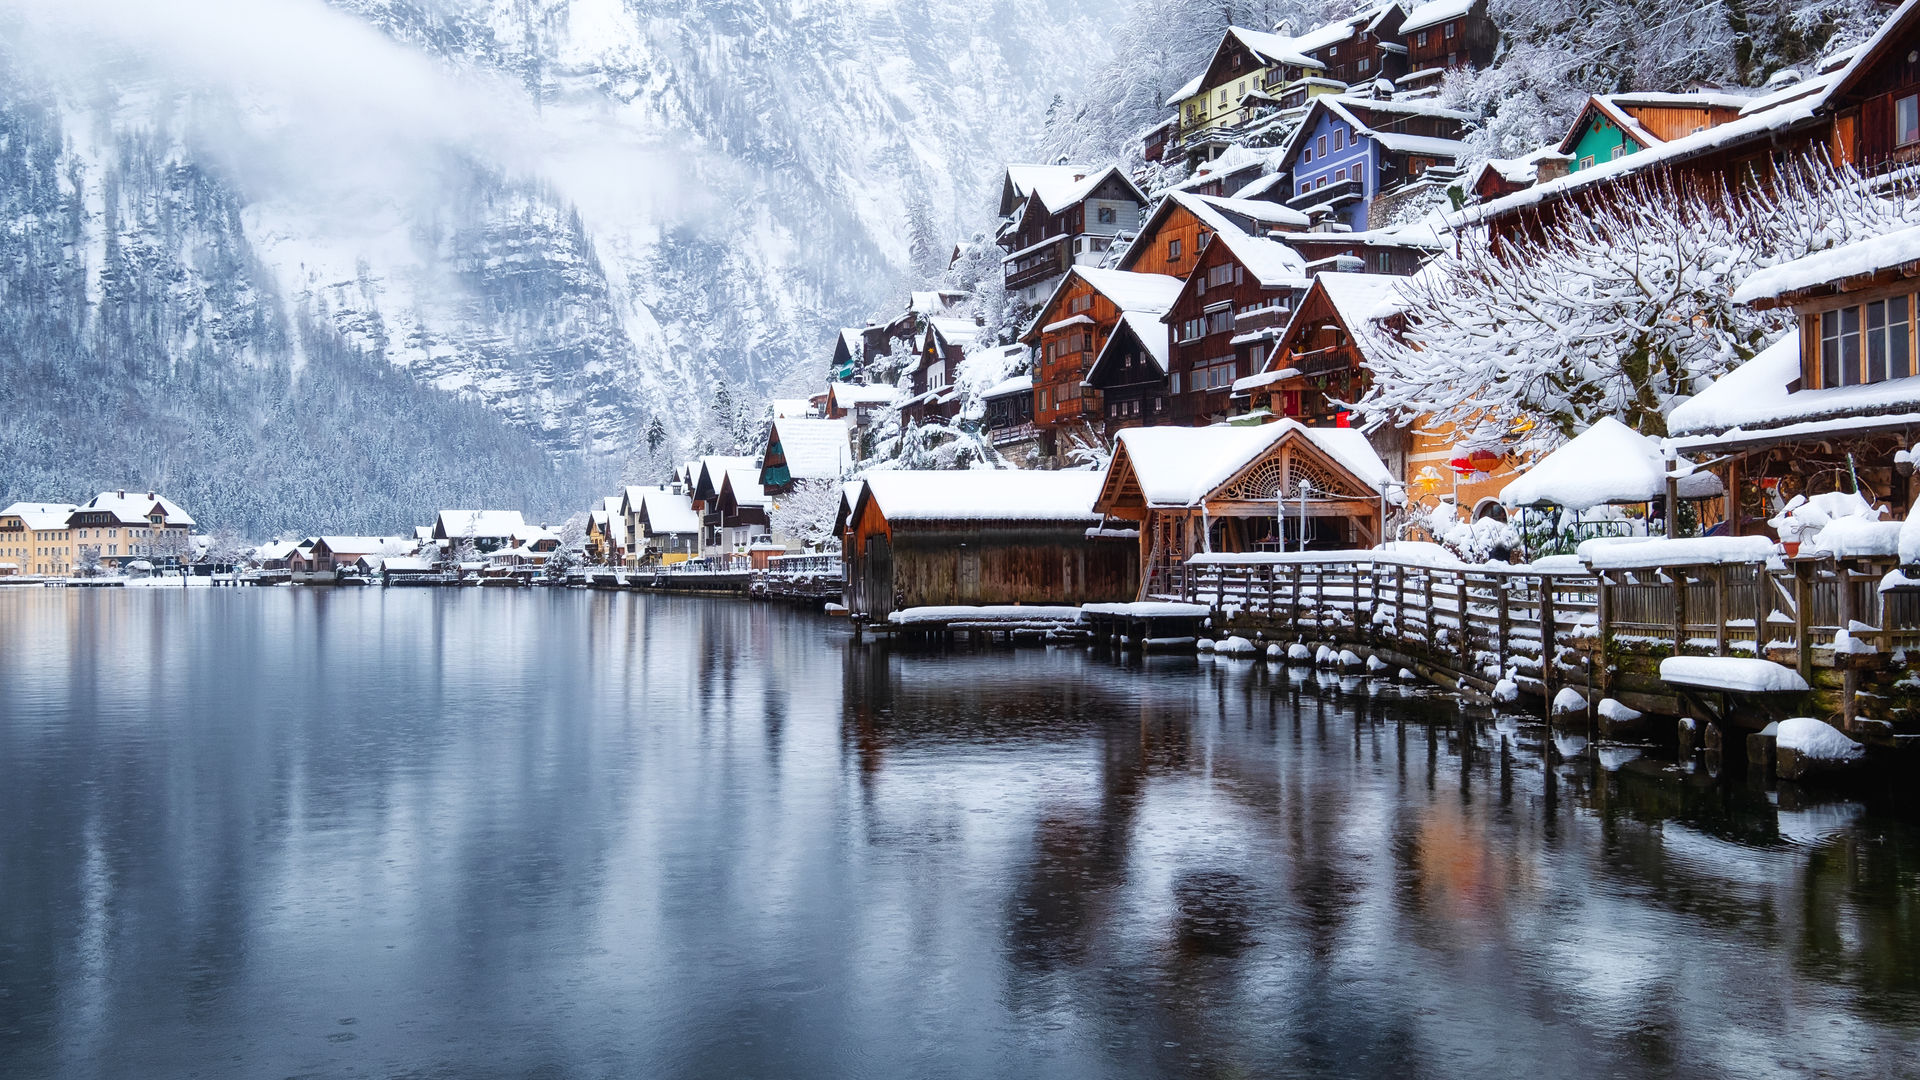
[315,536,411,555]
[254,541,300,561]
[1164,72,1206,107]
[1086,311,1174,385]
[1074,267,1184,315]
[1400,0,1473,33]
[1208,227,1311,288]
[1188,192,1309,230]
[1108,420,1392,508]
[1005,163,1092,204]
[722,468,770,508]
[435,510,526,540]
[638,491,701,535]
[1667,334,1920,445]
[766,417,853,482]
[77,491,194,527]
[601,496,630,547]
[981,374,1034,400]
[1500,417,1685,509]
[1286,2,1394,53]
[1023,164,1144,216]
[1608,90,1757,111]
[1732,222,1920,306]
[1314,272,1403,330]
[1275,95,1468,169]
[1458,76,1834,225]
[381,556,437,572]
[1371,131,1466,157]
[859,469,1106,524]
[830,382,900,408]
[0,502,77,531]
[1227,26,1321,70]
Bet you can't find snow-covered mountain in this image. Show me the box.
[0,0,1111,534]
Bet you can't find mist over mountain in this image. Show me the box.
[0,0,1110,535]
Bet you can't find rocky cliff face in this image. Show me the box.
[0,0,1108,534]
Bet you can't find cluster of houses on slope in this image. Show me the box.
[811,0,1920,558]
[0,492,195,577]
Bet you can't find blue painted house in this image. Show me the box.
[1277,95,1471,230]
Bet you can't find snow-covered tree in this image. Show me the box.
[545,513,588,580]
[1359,157,1920,458]
[771,480,844,552]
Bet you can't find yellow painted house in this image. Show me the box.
[0,503,78,577]
[1165,26,1339,166]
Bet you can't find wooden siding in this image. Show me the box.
[1123,203,1210,277]
[848,522,1139,619]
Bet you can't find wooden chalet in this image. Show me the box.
[980,374,1041,459]
[1672,223,1920,533]
[1278,95,1472,231]
[432,510,525,554]
[716,469,773,549]
[1282,2,1409,89]
[1398,0,1496,88]
[1162,228,1310,425]
[843,471,1138,621]
[1082,311,1172,437]
[1117,191,1309,277]
[901,319,977,428]
[1162,27,1337,169]
[691,456,757,548]
[1558,92,1754,173]
[635,490,701,563]
[757,417,852,495]
[1022,267,1182,448]
[997,164,1150,304]
[1094,421,1395,597]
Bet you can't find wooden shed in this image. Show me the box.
[845,470,1140,620]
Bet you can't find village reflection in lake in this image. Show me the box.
[2,587,1919,1079]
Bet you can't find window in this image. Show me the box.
[1096,206,1116,224]
[1219,88,1228,105]
[1168,238,1182,260]
[1445,20,1456,37]
[1821,306,1863,386]
[1316,176,1327,189]
[1358,57,1370,74]
[1303,146,1313,164]
[1069,292,1092,313]
[1900,95,1920,147]
[1317,135,1327,158]
[1206,263,1234,289]
[1375,251,1392,273]
[1170,372,1182,394]
[1334,129,1345,151]
[1329,45,1339,57]
[1416,30,1429,46]
[1335,167,1347,181]
[1579,155,1595,170]
[1862,296,1914,383]
[1237,80,1246,97]
[1611,144,1627,160]
[1179,317,1207,342]
[1299,183,1310,195]
[1205,308,1233,336]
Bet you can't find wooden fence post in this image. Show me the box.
[1540,575,1558,705]
[1456,570,1471,672]
[1713,565,1728,658]
[1496,576,1511,675]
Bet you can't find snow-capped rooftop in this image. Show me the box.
[638,491,701,535]
[766,417,853,482]
[830,383,901,408]
[436,510,526,540]
[1400,0,1474,34]
[1109,420,1392,508]
[1733,222,1920,306]
[1208,227,1311,288]
[1667,334,1920,445]
[1073,267,1185,315]
[1314,272,1403,333]
[1500,416,1715,509]
[859,469,1105,523]
[1,502,78,531]
[79,491,195,528]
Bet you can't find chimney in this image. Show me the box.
[1534,154,1573,185]
[118,490,125,498]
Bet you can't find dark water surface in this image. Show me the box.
[3,588,1920,1079]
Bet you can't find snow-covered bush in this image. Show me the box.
[1420,502,1518,563]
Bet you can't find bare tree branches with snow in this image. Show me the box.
[1360,157,1920,457]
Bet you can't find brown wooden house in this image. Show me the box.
[1162,228,1310,425]
[1398,0,1497,85]
[901,319,976,427]
[1082,313,1173,438]
[843,470,1138,620]
[1117,191,1308,278]
[1094,421,1395,597]
[998,165,1151,305]
[1021,267,1182,447]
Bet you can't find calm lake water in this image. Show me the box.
[2,588,1919,1079]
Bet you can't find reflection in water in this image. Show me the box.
[1,589,1918,1078]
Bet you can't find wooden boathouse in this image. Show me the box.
[843,470,1139,622]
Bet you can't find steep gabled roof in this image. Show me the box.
[1274,95,1469,171]
[1097,420,1392,511]
[1084,311,1173,387]
[638,491,701,535]
[857,470,1105,525]
[1826,0,1920,105]
[1001,163,1093,216]
[1400,0,1474,34]
[1022,266,1185,342]
[78,491,195,527]
[761,417,854,486]
[434,510,525,540]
